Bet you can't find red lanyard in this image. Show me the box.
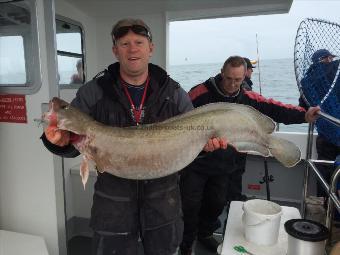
[121,76,150,125]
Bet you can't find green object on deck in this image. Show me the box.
[233,245,255,255]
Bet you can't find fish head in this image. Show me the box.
[43,97,92,135]
[42,97,70,125]
[55,105,93,135]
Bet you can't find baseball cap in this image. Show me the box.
[111,18,152,44]
[312,49,335,63]
[244,58,256,69]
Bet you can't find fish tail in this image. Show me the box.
[268,136,301,167]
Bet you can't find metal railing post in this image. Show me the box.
[326,159,340,244]
[301,114,340,247]
[301,122,315,218]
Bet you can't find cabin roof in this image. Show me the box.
[63,0,293,20]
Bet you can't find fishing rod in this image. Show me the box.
[256,33,271,201]
[256,33,262,95]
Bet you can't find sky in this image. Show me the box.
[2,0,340,76]
[169,0,340,65]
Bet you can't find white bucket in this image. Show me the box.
[242,199,282,246]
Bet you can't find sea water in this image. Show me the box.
[170,58,309,132]
[0,58,309,132]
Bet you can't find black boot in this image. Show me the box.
[179,243,193,255]
[197,235,220,253]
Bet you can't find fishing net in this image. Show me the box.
[294,18,340,145]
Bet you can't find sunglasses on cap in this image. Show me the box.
[113,25,152,42]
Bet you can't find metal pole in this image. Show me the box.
[326,159,340,225]
[264,159,271,201]
[301,122,315,217]
[306,160,340,211]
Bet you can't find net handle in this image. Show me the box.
[318,111,340,127]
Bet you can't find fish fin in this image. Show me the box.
[251,114,276,134]
[153,102,275,131]
[268,136,301,167]
[80,155,90,190]
[238,106,276,134]
[233,142,270,156]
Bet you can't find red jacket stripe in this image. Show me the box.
[189,84,209,101]
[244,90,306,112]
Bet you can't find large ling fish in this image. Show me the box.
[43,98,301,187]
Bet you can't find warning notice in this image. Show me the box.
[247,184,261,190]
[0,94,27,123]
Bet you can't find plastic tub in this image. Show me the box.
[242,199,282,246]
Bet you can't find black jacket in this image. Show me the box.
[41,62,193,233]
[186,74,307,175]
[241,76,253,91]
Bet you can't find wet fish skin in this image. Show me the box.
[43,98,301,186]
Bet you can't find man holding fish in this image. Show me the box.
[41,19,226,255]
[179,56,320,255]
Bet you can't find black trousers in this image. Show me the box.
[316,135,340,197]
[226,154,247,201]
[91,219,182,255]
[90,173,183,255]
[180,169,239,247]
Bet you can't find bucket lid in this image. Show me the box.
[284,219,329,242]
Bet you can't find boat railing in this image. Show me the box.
[301,119,340,244]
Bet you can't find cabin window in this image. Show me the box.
[0,36,26,84]
[56,17,85,89]
[0,0,41,94]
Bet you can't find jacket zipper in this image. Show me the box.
[156,96,170,117]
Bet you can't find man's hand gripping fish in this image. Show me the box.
[43,98,301,188]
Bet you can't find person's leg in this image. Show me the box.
[91,231,138,255]
[90,175,140,255]
[197,174,230,252]
[227,154,247,201]
[179,170,208,253]
[143,218,183,255]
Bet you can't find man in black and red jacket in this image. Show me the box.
[179,56,320,255]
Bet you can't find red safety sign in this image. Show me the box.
[0,94,27,123]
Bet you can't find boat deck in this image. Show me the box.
[67,200,340,255]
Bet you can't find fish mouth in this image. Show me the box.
[42,110,57,125]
